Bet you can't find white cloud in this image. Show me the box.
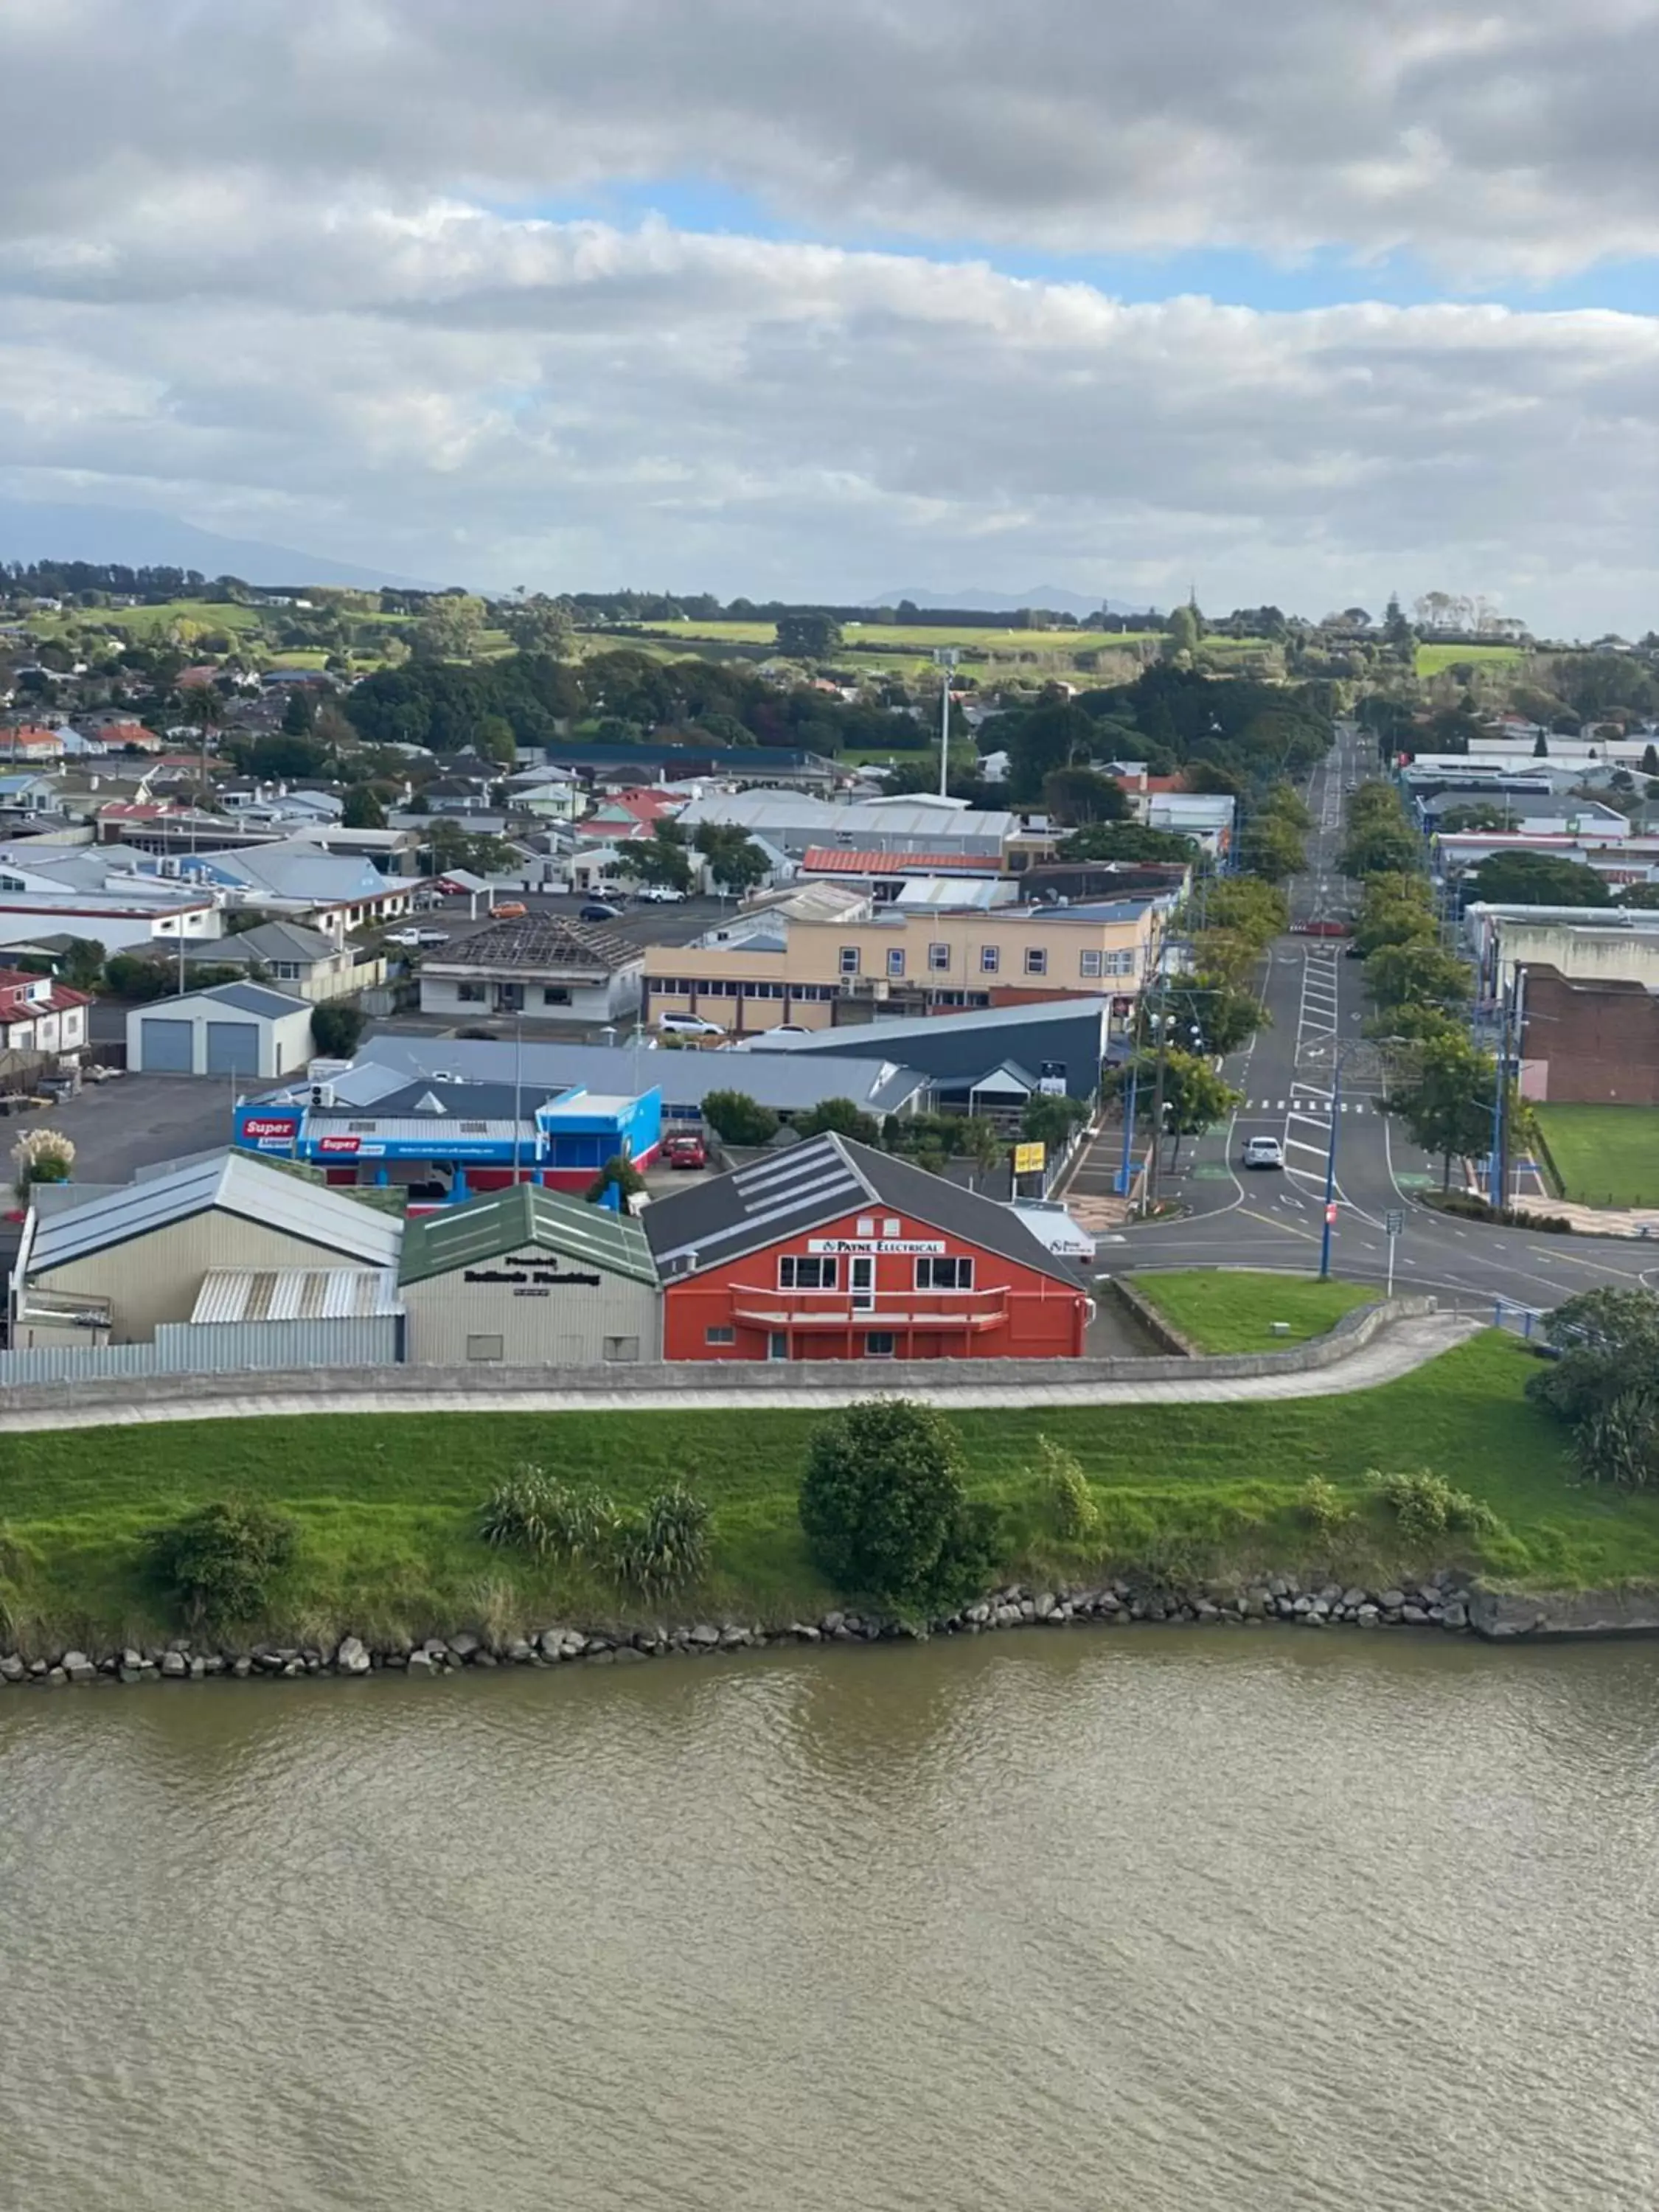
[3,1,1658,276]
[0,207,1652,630]
[0,4,1654,625]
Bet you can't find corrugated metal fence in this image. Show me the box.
[0,1315,401,1387]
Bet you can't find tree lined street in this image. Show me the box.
[1113,723,1659,1311]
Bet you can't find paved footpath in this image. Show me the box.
[0,1315,1480,1433]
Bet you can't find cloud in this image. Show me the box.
[0,206,1652,630]
[3,0,1658,278]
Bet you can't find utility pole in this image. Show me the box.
[934,649,958,801]
[1319,1048,1345,1280]
[1145,967,1170,1212]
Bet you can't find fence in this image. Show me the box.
[0,1314,401,1388]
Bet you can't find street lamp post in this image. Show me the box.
[933,649,958,801]
[1319,1048,1345,1280]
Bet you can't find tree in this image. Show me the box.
[773,610,842,658]
[1532,731,1550,758]
[1020,1093,1089,1152]
[414,594,487,661]
[1160,973,1266,1055]
[1040,765,1130,826]
[1201,876,1289,948]
[150,1499,298,1632]
[1382,595,1414,651]
[700,1090,780,1147]
[1162,604,1200,661]
[586,1154,647,1211]
[796,1098,881,1145]
[1239,812,1305,883]
[693,823,771,896]
[1054,822,1195,864]
[1340,813,1421,879]
[1644,743,1659,776]
[1363,939,1469,1014]
[1004,701,1096,803]
[341,784,386,830]
[799,1398,1001,1614]
[616,821,694,892]
[1527,1289,1659,1486]
[102,953,176,1003]
[1384,1030,1495,1189]
[503,594,575,659]
[280,689,316,736]
[1157,1051,1241,1166]
[475,714,518,769]
[58,937,106,991]
[1467,852,1613,908]
[310,1002,366,1059]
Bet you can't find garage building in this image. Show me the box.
[127,981,316,1079]
[398,1182,662,1366]
[13,1151,403,1343]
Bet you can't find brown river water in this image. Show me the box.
[2,1630,1657,2212]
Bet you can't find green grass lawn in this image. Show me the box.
[1415,641,1528,677]
[1535,1104,1659,1208]
[1,1335,1652,1651]
[1131,1270,1376,1351]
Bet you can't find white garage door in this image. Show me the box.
[139,1018,193,1073]
[205,1021,260,1076]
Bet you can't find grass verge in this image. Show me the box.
[1130,1270,1376,1352]
[1534,1104,1659,1209]
[1,1335,1653,1650]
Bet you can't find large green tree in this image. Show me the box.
[1467,852,1613,907]
[1363,939,1470,1014]
[773,610,842,658]
[1384,1029,1495,1189]
[502,594,575,659]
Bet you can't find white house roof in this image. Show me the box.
[28,1152,403,1274]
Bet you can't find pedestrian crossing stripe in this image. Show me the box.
[1242,1099,1367,1113]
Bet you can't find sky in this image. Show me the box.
[0,0,1655,633]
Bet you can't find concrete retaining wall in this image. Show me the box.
[1105,1276,1200,1357]
[0,1295,1437,1419]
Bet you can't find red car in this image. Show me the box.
[1291,917,1354,937]
[663,1133,708,1170]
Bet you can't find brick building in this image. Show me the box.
[1519,964,1659,1105]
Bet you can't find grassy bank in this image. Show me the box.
[1534,1104,1659,1208]
[1131,1271,1375,1351]
[3,1334,1656,1652]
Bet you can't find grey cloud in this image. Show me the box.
[0,219,1651,630]
[1,1,1658,274]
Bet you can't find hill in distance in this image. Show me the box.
[871,585,1155,619]
[0,498,431,591]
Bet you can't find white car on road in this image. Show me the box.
[658,1011,726,1037]
[1242,1136,1285,1170]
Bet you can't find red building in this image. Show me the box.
[645,1132,1090,1363]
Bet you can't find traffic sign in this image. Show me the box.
[1384,1208,1405,1236]
[1325,1201,1338,1226]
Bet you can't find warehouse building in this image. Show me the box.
[646,1130,1091,1363]
[398,1183,662,1366]
[127,980,316,1078]
[11,1151,403,1345]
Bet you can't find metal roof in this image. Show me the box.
[190,1267,403,1323]
[421,914,641,975]
[643,1131,1081,1287]
[194,981,314,1019]
[399,1183,658,1288]
[28,1151,404,1275]
[799,848,997,875]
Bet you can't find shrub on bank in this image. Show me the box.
[479,1469,711,1595]
[1366,1468,1498,1542]
[151,1500,298,1632]
[800,1397,1001,1615]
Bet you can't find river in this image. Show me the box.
[3,1631,1657,2212]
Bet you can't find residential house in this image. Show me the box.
[0,965,91,1082]
[673,790,1018,863]
[177,918,383,1004]
[418,913,644,1025]
[0,844,220,953]
[130,840,415,939]
[0,773,60,815]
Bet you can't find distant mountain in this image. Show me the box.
[0,498,431,591]
[870,585,1155,619]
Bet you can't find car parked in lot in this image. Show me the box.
[634,884,686,903]
[657,1011,725,1037]
[414,928,448,947]
[492,901,528,920]
[662,1131,708,1169]
[1242,1135,1285,1170]
[580,900,622,922]
[383,927,422,947]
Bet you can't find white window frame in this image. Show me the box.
[928,942,950,971]
[887,947,905,978]
[839,945,860,975]
[980,945,1000,974]
[1079,949,1103,978]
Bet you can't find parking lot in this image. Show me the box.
[7,1071,243,1186]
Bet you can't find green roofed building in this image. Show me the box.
[397,1183,661,1368]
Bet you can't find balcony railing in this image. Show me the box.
[728,1282,1009,1331]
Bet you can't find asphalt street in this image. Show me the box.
[1115,723,1659,1315]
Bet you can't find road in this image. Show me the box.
[1116,723,1659,1312]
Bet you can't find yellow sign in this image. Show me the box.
[1013,1141,1046,1176]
